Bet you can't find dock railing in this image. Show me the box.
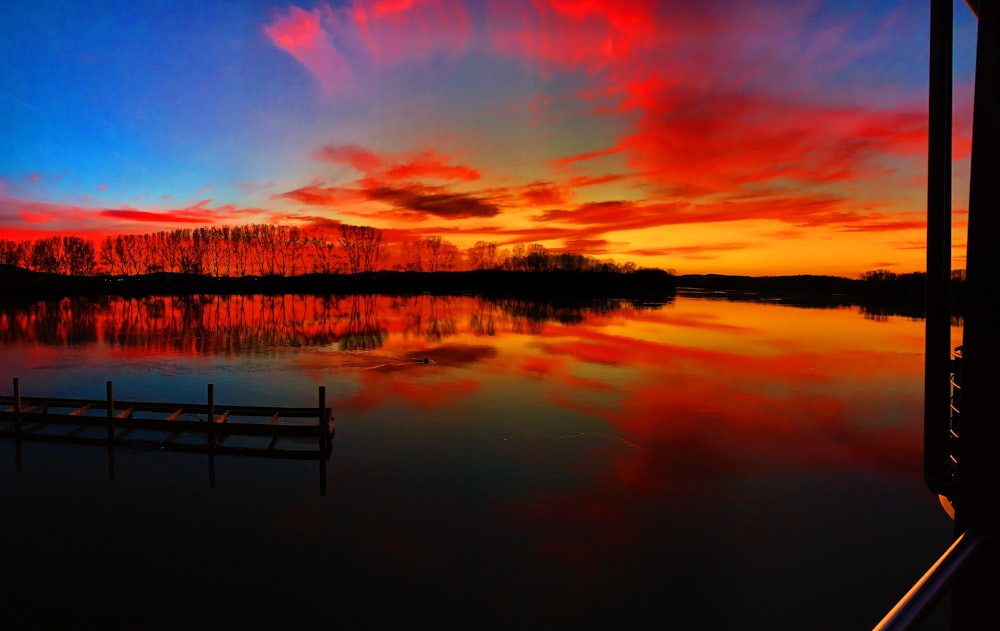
[1,378,335,494]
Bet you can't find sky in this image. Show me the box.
[0,0,980,276]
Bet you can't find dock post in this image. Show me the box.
[107,381,115,480]
[13,378,22,472]
[207,384,215,488]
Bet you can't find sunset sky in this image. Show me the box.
[0,0,979,276]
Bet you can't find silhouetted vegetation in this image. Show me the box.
[0,226,645,278]
[676,270,965,317]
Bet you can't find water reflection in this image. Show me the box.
[0,294,669,353]
[0,291,956,628]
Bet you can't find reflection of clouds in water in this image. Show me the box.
[361,344,500,373]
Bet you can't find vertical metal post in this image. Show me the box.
[207,383,215,489]
[107,381,115,480]
[925,0,953,495]
[952,0,1000,627]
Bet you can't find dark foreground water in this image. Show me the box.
[0,294,957,628]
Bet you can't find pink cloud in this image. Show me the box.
[352,0,471,65]
[264,2,471,99]
[98,183,107,191]
[314,144,384,173]
[27,173,42,184]
[264,6,354,97]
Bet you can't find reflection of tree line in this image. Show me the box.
[0,294,660,352]
[392,295,459,343]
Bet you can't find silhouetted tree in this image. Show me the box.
[62,236,95,276]
[862,269,898,282]
[339,224,384,273]
[467,240,500,270]
[0,239,29,267]
[29,237,63,273]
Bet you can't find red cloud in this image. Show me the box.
[621,90,928,194]
[27,173,42,183]
[494,1,933,240]
[385,152,481,182]
[97,183,107,191]
[100,209,216,224]
[313,144,480,182]
[518,181,570,207]
[567,174,623,188]
[490,0,655,74]
[18,211,57,224]
[551,146,624,169]
[279,183,363,207]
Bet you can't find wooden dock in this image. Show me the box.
[0,379,334,493]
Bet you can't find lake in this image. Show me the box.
[0,292,957,628]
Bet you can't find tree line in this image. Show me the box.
[0,223,644,277]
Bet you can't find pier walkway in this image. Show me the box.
[0,379,334,493]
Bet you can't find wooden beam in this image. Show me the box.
[268,411,280,425]
[215,410,230,424]
[115,407,135,419]
[69,404,92,416]
[165,408,184,421]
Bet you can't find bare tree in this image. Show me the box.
[29,237,64,273]
[402,238,425,272]
[467,240,500,270]
[311,235,340,274]
[63,236,95,276]
[0,239,29,267]
[339,224,384,274]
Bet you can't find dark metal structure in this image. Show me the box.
[876,1,1000,628]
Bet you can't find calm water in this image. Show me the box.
[0,293,957,628]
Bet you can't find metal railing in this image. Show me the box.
[873,529,985,630]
